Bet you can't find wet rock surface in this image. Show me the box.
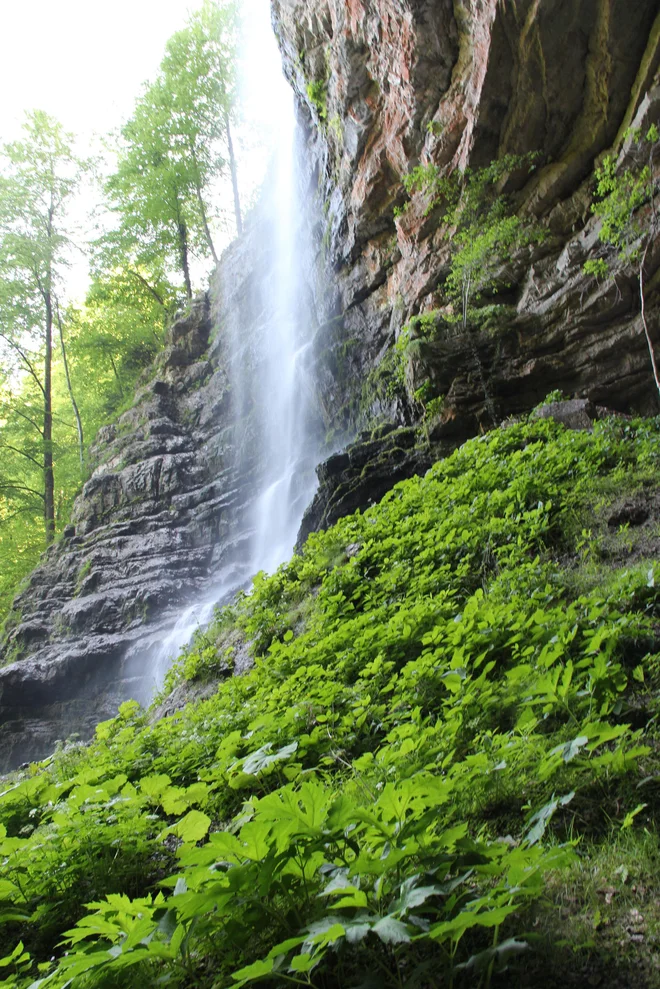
[0,222,286,770]
[297,424,441,547]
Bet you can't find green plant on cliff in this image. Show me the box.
[584,124,660,396]
[401,155,542,329]
[394,156,543,422]
[402,162,457,217]
[306,79,328,122]
[444,156,543,331]
[2,418,660,986]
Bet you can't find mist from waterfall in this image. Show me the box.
[146,2,321,688]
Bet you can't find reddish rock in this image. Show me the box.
[275,0,660,432]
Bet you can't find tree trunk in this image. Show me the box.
[55,302,85,472]
[225,111,242,237]
[190,146,218,264]
[43,292,55,545]
[129,269,166,308]
[639,240,660,398]
[109,354,124,398]
[178,220,193,299]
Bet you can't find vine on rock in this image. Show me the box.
[585,125,660,396]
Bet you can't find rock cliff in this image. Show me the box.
[0,203,320,769]
[275,0,660,438]
[2,0,660,769]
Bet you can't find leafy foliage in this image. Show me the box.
[587,126,659,263]
[584,124,660,394]
[0,111,87,546]
[441,155,542,330]
[0,2,241,627]
[98,0,239,299]
[2,418,660,986]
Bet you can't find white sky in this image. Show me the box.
[0,0,289,299]
[0,1,200,143]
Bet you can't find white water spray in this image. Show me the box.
[147,4,321,689]
[250,96,318,575]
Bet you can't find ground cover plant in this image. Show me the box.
[1,415,660,987]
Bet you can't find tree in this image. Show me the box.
[100,0,240,300]
[0,111,85,544]
[71,272,169,415]
[161,0,242,243]
[584,125,660,397]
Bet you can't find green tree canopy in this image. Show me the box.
[99,0,240,301]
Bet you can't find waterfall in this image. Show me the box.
[146,5,321,689]
[249,96,318,576]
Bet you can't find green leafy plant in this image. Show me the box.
[1,419,660,986]
[443,155,543,332]
[584,124,660,395]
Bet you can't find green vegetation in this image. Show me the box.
[443,158,542,333]
[401,155,542,333]
[306,80,328,122]
[0,111,88,547]
[100,0,240,297]
[584,125,660,396]
[383,155,544,420]
[2,417,660,986]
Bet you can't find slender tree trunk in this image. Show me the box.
[190,147,218,264]
[43,291,55,545]
[177,219,193,299]
[195,183,218,264]
[109,354,124,398]
[55,302,85,472]
[639,240,660,397]
[128,269,166,308]
[225,111,242,236]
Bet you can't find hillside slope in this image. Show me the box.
[1,414,660,987]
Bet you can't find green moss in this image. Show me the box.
[74,559,92,596]
[327,113,342,143]
[306,79,327,121]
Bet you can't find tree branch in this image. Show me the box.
[54,297,85,470]
[0,332,46,397]
[128,268,166,308]
[0,482,45,501]
[0,399,44,437]
[0,442,43,469]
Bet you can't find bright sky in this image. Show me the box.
[0,0,288,298]
[0,1,202,143]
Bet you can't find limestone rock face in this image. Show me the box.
[296,424,440,548]
[275,0,660,448]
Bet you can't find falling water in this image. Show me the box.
[250,96,318,575]
[145,5,321,689]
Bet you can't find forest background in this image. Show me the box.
[0,0,258,626]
